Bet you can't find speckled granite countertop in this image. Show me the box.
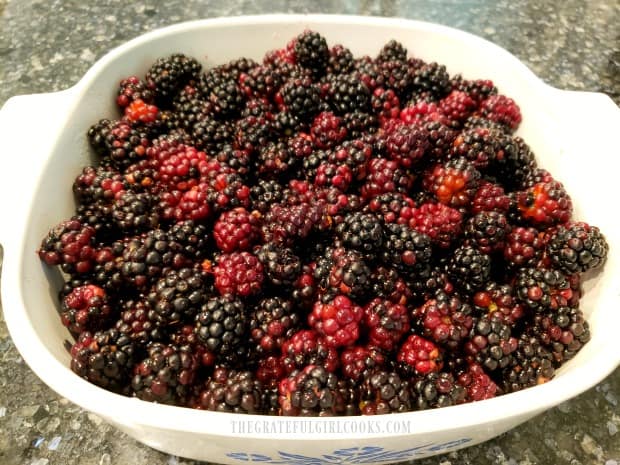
[0,1,618,464]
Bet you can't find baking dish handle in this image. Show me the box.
[0,89,76,248]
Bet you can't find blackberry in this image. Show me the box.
[170,86,210,130]
[147,267,210,327]
[70,329,138,393]
[326,73,371,115]
[451,127,510,171]
[473,282,525,325]
[404,266,450,303]
[61,284,114,334]
[213,207,261,253]
[261,202,326,246]
[131,343,199,404]
[340,345,387,382]
[385,123,430,169]
[335,212,384,256]
[380,223,432,275]
[366,192,416,225]
[342,111,378,139]
[414,291,474,349]
[38,219,98,274]
[463,210,509,254]
[411,372,466,410]
[454,361,498,402]
[195,295,247,358]
[250,179,285,214]
[313,162,353,191]
[293,30,329,78]
[378,60,414,99]
[196,367,263,413]
[438,90,478,125]
[336,379,361,416]
[446,244,491,294]
[377,40,408,62]
[463,115,508,133]
[234,113,275,154]
[364,298,410,351]
[290,265,318,310]
[371,87,401,121]
[279,365,340,416]
[199,71,245,119]
[145,54,202,105]
[87,119,151,170]
[192,117,233,153]
[361,158,414,200]
[111,192,160,234]
[490,136,538,191]
[308,295,364,348]
[514,267,570,313]
[278,77,321,121]
[213,251,264,298]
[359,370,412,415]
[327,44,355,74]
[152,142,210,191]
[477,94,522,131]
[249,297,301,356]
[238,65,283,99]
[411,62,451,101]
[257,141,296,179]
[310,111,348,149]
[115,299,164,345]
[397,334,442,376]
[452,76,497,103]
[204,168,251,214]
[256,243,302,287]
[73,165,127,207]
[465,317,518,371]
[214,57,258,79]
[471,180,511,214]
[328,138,374,180]
[546,222,608,274]
[287,133,314,160]
[168,220,210,261]
[408,202,463,249]
[280,330,339,373]
[423,157,481,211]
[424,120,458,162]
[314,247,372,301]
[500,334,555,393]
[117,76,155,108]
[503,226,545,269]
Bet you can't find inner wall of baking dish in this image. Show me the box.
[20,17,613,370]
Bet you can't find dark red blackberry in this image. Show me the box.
[438,90,478,125]
[326,73,371,115]
[473,282,525,325]
[197,70,245,119]
[70,329,138,393]
[446,244,491,294]
[377,60,414,99]
[500,334,555,393]
[371,87,401,121]
[117,76,155,108]
[413,291,474,349]
[250,179,285,214]
[213,207,261,253]
[451,127,511,171]
[290,264,318,310]
[195,367,263,413]
[514,267,571,313]
[308,295,364,348]
[73,166,127,206]
[340,345,387,382]
[359,370,412,415]
[385,123,430,168]
[213,251,264,298]
[257,141,296,179]
[327,44,355,74]
[313,247,372,301]
[145,54,202,105]
[422,157,481,211]
[195,295,247,358]
[454,361,498,402]
[397,334,442,376]
[151,143,210,191]
[360,158,414,200]
[408,202,463,249]
[528,306,590,366]
[546,222,608,274]
[463,211,509,254]
[451,76,497,103]
[115,299,164,345]
[234,113,275,154]
[238,65,283,99]
[476,94,522,131]
[399,101,447,126]
[411,62,451,101]
[38,219,97,274]
[131,343,199,404]
[335,212,384,256]
[204,167,251,214]
[279,365,340,416]
[293,30,329,78]
[261,202,326,246]
[111,192,160,234]
[313,162,353,191]
[471,180,511,214]
[377,40,408,62]
[364,298,410,351]
[342,111,379,139]
[366,192,416,225]
[159,183,210,223]
[87,119,151,170]
[310,111,348,149]
[411,372,466,410]
[168,220,209,261]
[504,226,545,269]
[328,137,374,180]
[192,116,233,153]
[61,284,114,334]
[256,243,302,287]
[277,77,321,121]
[255,355,286,389]
[280,329,339,373]
[249,297,301,356]
[423,120,458,162]
[168,323,216,368]
[380,223,432,275]
[465,317,518,371]
[147,267,210,326]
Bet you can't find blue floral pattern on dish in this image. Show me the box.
[227,439,472,464]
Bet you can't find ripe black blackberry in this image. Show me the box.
[117,76,155,108]
[111,192,160,234]
[293,30,330,78]
[411,372,466,410]
[314,246,372,301]
[335,212,384,257]
[463,115,508,133]
[279,365,341,416]
[472,282,524,325]
[195,367,263,413]
[411,62,451,101]
[446,244,491,294]
[359,370,412,414]
[490,136,538,191]
[335,379,361,416]
[326,73,371,115]
[74,202,116,243]
[279,77,321,121]
[406,266,451,303]
[378,60,414,99]
[463,210,509,254]
[377,40,408,62]
[70,329,138,394]
[195,295,247,359]
[380,223,432,275]
[500,334,555,393]
[239,65,284,100]
[465,316,518,372]
[168,220,210,261]
[257,141,296,179]
[170,87,210,130]
[327,44,355,74]
[256,243,302,287]
[192,117,233,153]
[234,114,275,154]
[145,53,202,105]
[250,179,285,213]
[131,343,199,404]
[147,267,210,327]
[546,222,608,274]
[301,149,330,180]
[514,267,570,313]
[249,296,301,356]
[451,127,511,171]
[451,75,498,103]
[341,111,378,139]
[198,70,245,119]
[214,57,258,79]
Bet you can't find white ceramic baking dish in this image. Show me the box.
[1,15,619,464]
